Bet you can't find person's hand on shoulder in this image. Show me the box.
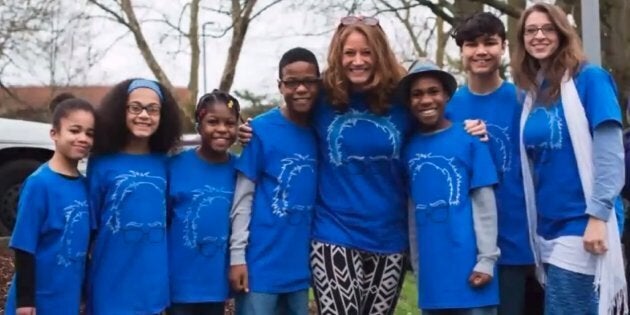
[464,119,489,142]
[229,264,249,293]
[238,118,253,146]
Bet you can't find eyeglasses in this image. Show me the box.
[279,78,321,90]
[524,24,556,37]
[285,206,313,226]
[127,103,161,116]
[340,16,379,26]
[415,202,450,226]
[122,223,165,244]
[197,236,227,258]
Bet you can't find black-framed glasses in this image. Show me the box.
[340,16,379,26]
[279,78,321,90]
[524,24,556,37]
[127,103,161,116]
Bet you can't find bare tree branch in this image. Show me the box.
[415,0,455,25]
[87,0,131,27]
[469,0,522,18]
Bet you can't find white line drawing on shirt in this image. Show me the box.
[409,153,462,208]
[272,154,317,217]
[106,171,166,234]
[487,124,512,173]
[327,109,401,166]
[528,106,563,150]
[57,200,89,267]
[182,186,233,248]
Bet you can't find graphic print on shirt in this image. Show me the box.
[528,106,563,150]
[106,171,167,243]
[57,200,89,267]
[272,154,317,218]
[182,185,232,254]
[487,124,512,173]
[409,153,462,224]
[327,109,401,171]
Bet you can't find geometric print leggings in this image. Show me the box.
[310,241,406,315]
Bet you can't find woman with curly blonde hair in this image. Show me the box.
[513,3,627,314]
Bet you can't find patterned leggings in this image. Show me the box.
[310,241,406,315]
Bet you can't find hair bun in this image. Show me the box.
[49,92,76,113]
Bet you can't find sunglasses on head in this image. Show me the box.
[340,16,379,26]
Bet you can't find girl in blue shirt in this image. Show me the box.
[513,3,626,314]
[5,94,95,315]
[86,79,182,315]
[167,90,240,315]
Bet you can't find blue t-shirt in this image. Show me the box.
[523,64,623,239]
[404,125,499,309]
[86,153,169,315]
[235,107,318,293]
[447,82,534,265]
[311,93,412,253]
[167,149,235,303]
[5,164,90,315]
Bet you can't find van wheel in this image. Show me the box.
[0,159,43,233]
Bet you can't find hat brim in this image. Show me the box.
[397,70,457,104]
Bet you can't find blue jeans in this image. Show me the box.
[423,306,497,315]
[235,289,309,315]
[545,264,598,315]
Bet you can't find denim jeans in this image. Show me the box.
[544,264,598,315]
[235,289,309,315]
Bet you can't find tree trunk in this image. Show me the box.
[218,0,258,92]
[600,0,630,106]
[506,0,525,57]
[435,16,446,67]
[186,0,201,119]
[120,0,176,96]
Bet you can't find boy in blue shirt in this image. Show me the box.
[229,47,320,315]
[447,13,541,315]
[400,60,500,315]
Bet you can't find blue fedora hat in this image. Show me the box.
[397,59,458,103]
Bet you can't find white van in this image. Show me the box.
[0,118,55,234]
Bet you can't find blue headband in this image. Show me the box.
[127,79,164,101]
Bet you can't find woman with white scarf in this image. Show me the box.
[511,3,627,315]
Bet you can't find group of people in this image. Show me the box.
[4,2,627,315]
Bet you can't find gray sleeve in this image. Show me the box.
[471,186,500,276]
[229,173,255,266]
[586,122,624,221]
[407,198,419,278]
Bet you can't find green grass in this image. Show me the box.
[395,272,419,315]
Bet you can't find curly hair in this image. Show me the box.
[323,22,405,115]
[511,3,585,103]
[93,78,182,155]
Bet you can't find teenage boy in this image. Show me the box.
[401,59,500,315]
[448,12,542,315]
[229,47,321,315]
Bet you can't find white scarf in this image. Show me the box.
[519,72,628,315]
